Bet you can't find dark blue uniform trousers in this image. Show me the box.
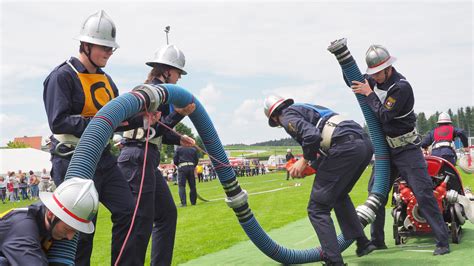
[391,146,449,247]
[308,135,373,263]
[51,150,135,266]
[431,148,457,166]
[178,166,197,205]
[151,167,178,266]
[117,143,177,266]
[368,164,398,246]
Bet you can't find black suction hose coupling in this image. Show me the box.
[327,38,354,65]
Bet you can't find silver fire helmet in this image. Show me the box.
[146,44,187,75]
[365,44,396,75]
[74,10,119,49]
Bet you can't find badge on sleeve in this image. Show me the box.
[287,122,296,133]
[384,96,396,110]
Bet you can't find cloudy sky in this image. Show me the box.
[1,0,472,146]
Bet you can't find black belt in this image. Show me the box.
[331,133,363,147]
[123,140,158,148]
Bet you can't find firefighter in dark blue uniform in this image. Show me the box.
[264,94,376,266]
[0,178,98,266]
[118,44,195,266]
[351,44,450,255]
[174,146,199,206]
[421,112,469,165]
[43,10,141,265]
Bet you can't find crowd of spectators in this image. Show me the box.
[233,162,267,177]
[0,168,54,204]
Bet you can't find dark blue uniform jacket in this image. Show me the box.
[278,104,365,163]
[173,146,199,166]
[0,203,49,265]
[345,67,416,137]
[43,57,142,139]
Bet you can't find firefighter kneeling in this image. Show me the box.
[0,178,99,265]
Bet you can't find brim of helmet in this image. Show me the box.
[366,56,397,75]
[267,98,294,127]
[437,120,452,124]
[145,62,187,75]
[40,192,95,234]
[74,36,120,49]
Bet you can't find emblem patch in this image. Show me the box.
[384,96,396,110]
[288,122,296,133]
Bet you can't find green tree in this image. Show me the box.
[416,112,430,136]
[465,106,473,137]
[6,141,30,148]
[161,122,196,163]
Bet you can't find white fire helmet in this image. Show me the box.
[437,112,452,124]
[263,95,294,127]
[40,177,99,234]
[146,44,187,75]
[74,10,119,49]
[365,44,397,75]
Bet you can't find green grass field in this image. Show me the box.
[2,167,473,265]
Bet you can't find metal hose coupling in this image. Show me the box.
[327,38,354,65]
[132,84,168,112]
[447,189,459,204]
[225,189,249,209]
[356,193,383,226]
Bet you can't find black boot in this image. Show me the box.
[356,237,377,257]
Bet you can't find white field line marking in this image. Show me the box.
[294,234,316,246]
[197,179,281,192]
[206,186,293,202]
[404,250,433,253]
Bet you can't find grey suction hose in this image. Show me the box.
[327,38,391,226]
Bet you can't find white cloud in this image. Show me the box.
[0,1,472,146]
[196,83,222,114]
[0,113,51,145]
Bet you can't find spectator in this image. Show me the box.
[12,173,19,202]
[18,173,29,200]
[285,149,295,180]
[29,170,40,200]
[196,164,204,182]
[0,176,6,204]
[7,178,14,202]
[39,168,51,192]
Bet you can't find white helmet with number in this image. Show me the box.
[40,177,99,234]
[365,44,397,75]
[263,94,294,127]
[437,112,452,124]
[146,44,187,75]
[74,10,119,49]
